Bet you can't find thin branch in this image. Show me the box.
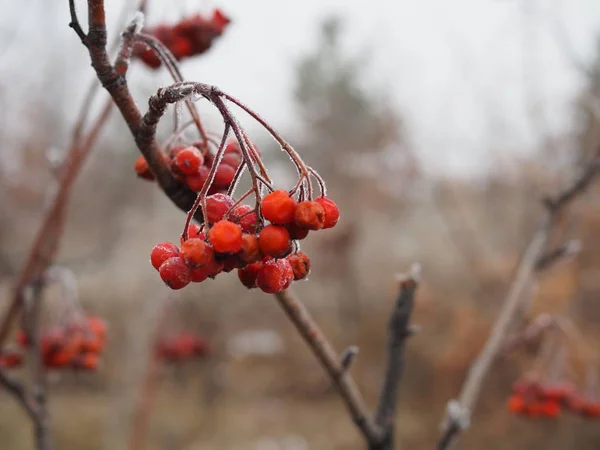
[534,239,581,271]
[371,265,420,450]
[273,289,382,444]
[25,281,53,450]
[0,96,113,349]
[0,368,38,421]
[68,0,88,46]
[438,157,600,450]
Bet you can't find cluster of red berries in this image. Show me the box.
[135,9,230,69]
[154,331,210,364]
[135,140,247,195]
[507,379,600,419]
[150,189,339,293]
[1,317,107,371]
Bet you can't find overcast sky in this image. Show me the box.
[1,0,600,177]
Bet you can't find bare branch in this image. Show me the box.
[535,240,581,271]
[370,265,420,450]
[273,289,382,444]
[25,281,53,450]
[340,346,359,373]
[68,0,88,46]
[0,368,38,421]
[438,158,600,449]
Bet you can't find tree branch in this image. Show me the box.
[273,289,382,444]
[438,157,600,450]
[370,266,420,450]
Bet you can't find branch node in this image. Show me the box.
[340,345,359,372]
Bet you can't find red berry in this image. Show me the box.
[206,193,235,224]
[286,252,311,280]
[15,329,29,347]
[256,258,294,294]
[582,401,600,418]
[507,395,526,414]
[190,258,224,282]
[230,204,258,233]
[286,223,309,240]
[261,190,297,224]
[238,234,262,264]
[221,152,241,168]
[159,257,191,290]
[180,239,214,269]
[294,201,325,230]
[258,225,291,257]
[186,166,210,192]
[237,262,262,289]
[224,140,241,154]
[169,145,187,159]
[221,254,243,273]
[315,197,340,229]
[208,220,243,254]
[213,163,236,188]
[541,400,560,418]
[188,224,205,239]
[134,155,154,181]
[151,242,180,271]
[87,317,107,341]
[173,146,204,175]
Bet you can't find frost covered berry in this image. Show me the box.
[159,257,191,290]
[256,258,294,294]
[134,155,154,181]
[237,262,262,289]
[294,201,325,230]
[205,193,235,224]
[180,238,214,268]
[238,234,262,264]
[315,197,340,229]
[173,146,204,175]
[261,190,297,224]
[286,252,311,280]
[208,220,243,254]
[258,225,291,258]
[230,204,258,233]
[151,242,180,270]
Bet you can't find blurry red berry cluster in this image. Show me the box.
[134,9,230,69]
[135,140,247,196]
[507,378,600,419]
[154,331,210,364]
[150,187,339,293]
[0,317,107,371]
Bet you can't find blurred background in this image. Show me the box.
[1,0,600,449]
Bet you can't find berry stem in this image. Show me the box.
[220,92,312,198]
[182,123,231,242]
[136,33,209,149]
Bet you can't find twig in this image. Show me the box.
[0,96,113,349]
[25,281,53,450]
[77,0,200,214]
[438,158,600,450]
[273,289,381,444]
[0,368,38,421]
[370,265,420,450]
[68,0,88,46]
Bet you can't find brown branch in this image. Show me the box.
[0,368,38,421]
[370,267,420,450]
[80,0,200,214]
[438,157,600,450]
[274,266,420,450]
[273,289,382,444]
[0,95,113,349]
[68,0,87,46]
[25,281,53,450]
